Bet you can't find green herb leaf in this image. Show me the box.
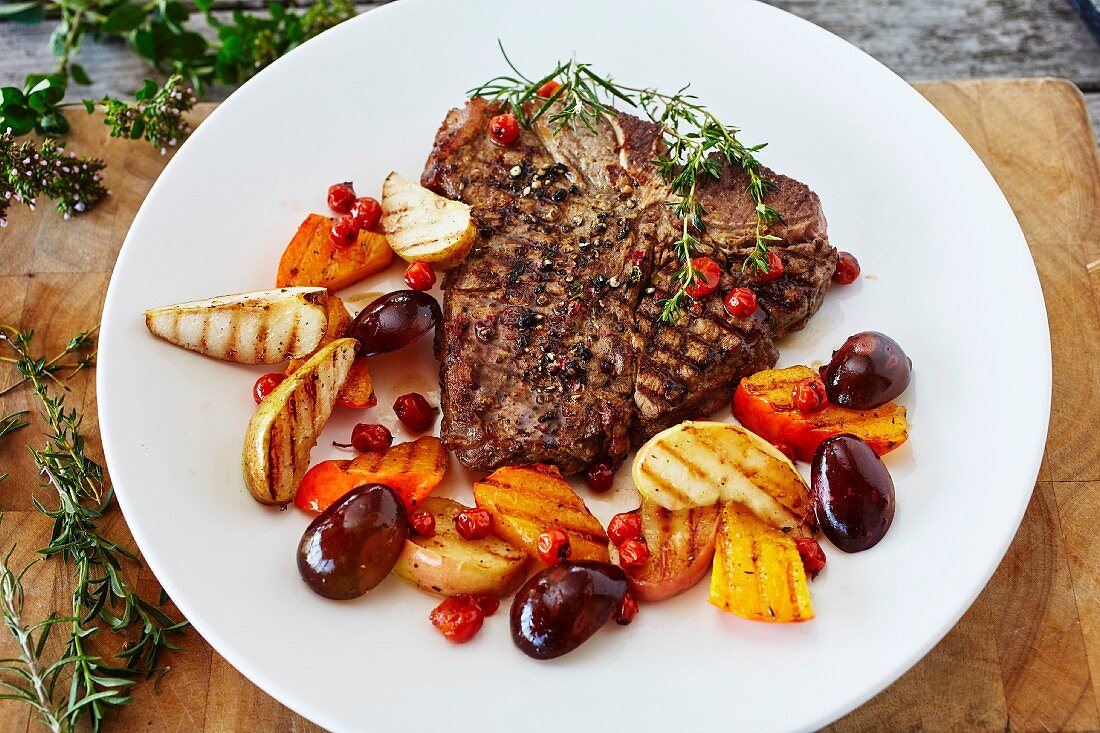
[99,1,147,34]
[68,63,92,86]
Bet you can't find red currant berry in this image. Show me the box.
[488,113,520,146]
[455,508,492,541]
[329,214,360,248]
[584,462,615,492]
[615,592,639,625]
[350,197,382,231]
[791,376,828,413]
[404,261,436,291]
[429,596,484,643]
[833,251,861,284]
[253,373,286,403]
[755,250,784,282]
[795,537,827,578]
[684,256,721,298]
[607,512,643,547]
[618,538,650,570]
[536,529,572,565]
[327,182,356,214]
[409,511,436,537]
[723,287,758,317]
[342,423,392,453]
[393,392,435,431]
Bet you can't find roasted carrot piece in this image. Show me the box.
[295,437,449,514]
[276,213,393,291]
[733,365,908,462]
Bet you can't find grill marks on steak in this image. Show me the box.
[424,98,837,473]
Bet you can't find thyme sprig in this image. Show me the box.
[469,44,781,322]
[0,325,187,732]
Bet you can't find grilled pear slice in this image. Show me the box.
[242,337,358,505]
[473,464,610,562]
[393,497,530,598]
[632,421,813,531]
[381,171,475,269]
[145,287,328,364]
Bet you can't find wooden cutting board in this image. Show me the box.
[0,78,1097,732]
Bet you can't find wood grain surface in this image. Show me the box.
[0,78,1098,732]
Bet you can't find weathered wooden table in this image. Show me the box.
[2,3,1100,732]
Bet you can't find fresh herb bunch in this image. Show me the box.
[469,44,781,322]
[0,325,188,732]
[0,0,356,224]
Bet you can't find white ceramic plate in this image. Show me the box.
[97,1,1050,730]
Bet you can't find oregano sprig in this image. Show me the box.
[469,43,781,322]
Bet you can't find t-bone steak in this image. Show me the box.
[422,98,837,474]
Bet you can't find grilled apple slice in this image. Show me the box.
[145,287,328,364]
[611,502,720,602]
[473,464,610,562]
[242,338,357,505]
[632,421,813,531]
[381,172,475,269]
[710,502,814,623]
[393,497,530,598]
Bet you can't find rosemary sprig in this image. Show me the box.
[469,44,781,322]
[0,411,29,483]
[0,325,187,732]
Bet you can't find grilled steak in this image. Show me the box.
[423,98,836,473]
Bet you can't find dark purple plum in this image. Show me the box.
[348,290,441,357]
[822,331,911,409]
[510,561,629,660]
[297,484,407,599]
[811,434,895,552]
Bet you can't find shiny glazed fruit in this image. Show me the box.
[348,290,441,357]
[822,331,912,409]
[327,182,356,214]
[252,372,286,403]
[297,484,407,599]
[811,435,895,553]
[510,561,629,660]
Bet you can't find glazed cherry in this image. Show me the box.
[409,510,436,537]
[607,512,642,547]
[812,434,895,553]
[618,538,650,570]
[833,251,861,284]
[329,214,360,248]
[822,331,912,410]
[350,197,382,231]
[327,182,356,214]
[584,463,614,492]
[684,257,721,298]
[792,376,828,413]
[488,113,520,146]
[335,423,392,453]
[455,507,492,541]
[615,592,639,625]
[724,287,758,317]
[795,537,827,578]
[536,528,572,565]
[756,250,784,282]
[536,80,563,98]
[393,392,435,431]
[404,261,436,291]
[510,561,629,659]
[252,372,286,403]
[348,290,442,357]
[430,596,484,643]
